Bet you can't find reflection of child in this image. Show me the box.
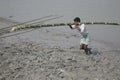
[68,17,91,55]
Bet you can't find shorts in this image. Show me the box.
[80,33,90,45]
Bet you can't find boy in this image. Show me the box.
[68,17,91,55]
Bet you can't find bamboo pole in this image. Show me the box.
[11,22,120,31]
[0,15,62,35]
[0,22,119,39]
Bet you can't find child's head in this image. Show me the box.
[74,17,81,25]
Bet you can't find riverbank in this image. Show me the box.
[0,25,120,80]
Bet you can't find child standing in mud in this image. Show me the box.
[68,17,91,55]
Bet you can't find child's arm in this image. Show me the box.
[68,24,73,29]
[68,24,76,29]
[80,24,85,32]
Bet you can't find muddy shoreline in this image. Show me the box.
[0,39,120,80]
[0,26,120,80]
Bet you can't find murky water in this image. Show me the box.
[0,0,120,23]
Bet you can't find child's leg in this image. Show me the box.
[84,45,91,55]
[80,44,91,54]
[80,44,88,54]
[84,45,88,54]
[80,44,84,50]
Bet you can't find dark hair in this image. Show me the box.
[74,17,81,22]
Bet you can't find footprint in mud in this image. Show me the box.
[90,48,101,55]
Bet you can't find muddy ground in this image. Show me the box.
[0,26,120,80]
